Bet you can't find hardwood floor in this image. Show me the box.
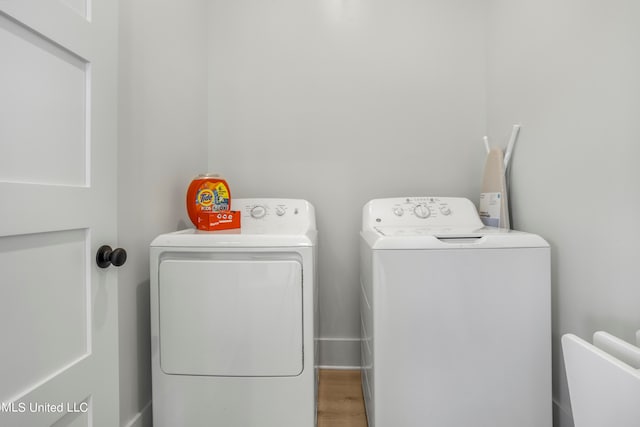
[318,369,368,427]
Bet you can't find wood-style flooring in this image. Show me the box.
[318,369,367,427]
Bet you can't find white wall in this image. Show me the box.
[117,0,208,425]
[207,0,488,367]
[116,1,640,423]
[487,1,640,425]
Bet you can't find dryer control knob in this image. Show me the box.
[393,207,404,217]
[440,206,451,215]
[413,204,431,219]
[275,206,286,216]
[250,205,267,219]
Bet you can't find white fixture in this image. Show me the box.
[562,331,640,427]
[150,199,318,426]
[360,197,551,426]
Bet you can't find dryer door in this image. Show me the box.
[158,258,303,376]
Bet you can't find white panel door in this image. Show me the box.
[0,0,119,425]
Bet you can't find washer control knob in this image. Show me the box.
[250,205,267,219]
[413,204,431,219]
[275,206,286,216]
[393,207,404,217]
[440,206,451,215]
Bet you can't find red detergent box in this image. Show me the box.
[196,210,241,231]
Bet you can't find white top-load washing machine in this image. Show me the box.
[150,198,318,427]
[360,197,551,427]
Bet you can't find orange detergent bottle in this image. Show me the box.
[186,174,240,231]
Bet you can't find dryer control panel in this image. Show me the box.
[362,197,484,230]
[234,198,316,234]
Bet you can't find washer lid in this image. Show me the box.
[373,226,482,237]
[362,227,549,249]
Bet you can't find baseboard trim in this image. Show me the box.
[317,365,361,370]
[122,401,152,427]
[318,337,361,369]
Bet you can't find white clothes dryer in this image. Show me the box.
[360,197,551,427]
[150,198,318,427]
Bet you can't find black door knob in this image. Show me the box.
[96,245,127,268]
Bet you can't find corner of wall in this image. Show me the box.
[122,402,152,427]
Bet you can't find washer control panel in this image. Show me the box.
[363,197,483,230]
